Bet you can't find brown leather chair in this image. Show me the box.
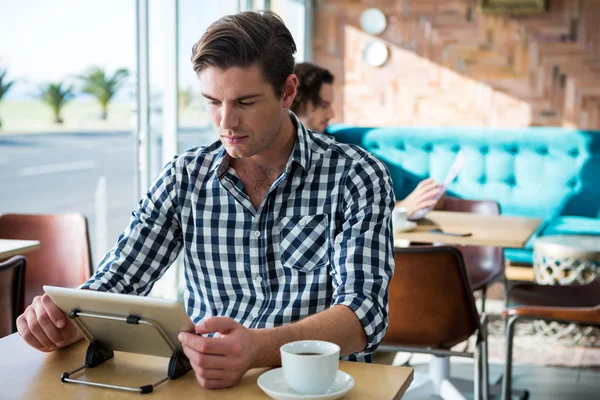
[501,277,600,400]
[436,197,504,311]
[0,214,93,311]
[0,255,26,338]
[379,246,489,400]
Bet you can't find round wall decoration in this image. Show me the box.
[363,40,389,67]
[359,8,387,35]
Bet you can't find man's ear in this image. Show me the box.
[281,74,298,109]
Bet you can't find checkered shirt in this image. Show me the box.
[82,114,396,361]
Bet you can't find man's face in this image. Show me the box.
[199,65,295,160]
[299,83,335,132]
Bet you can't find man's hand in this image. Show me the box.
[179,317,257,389]
[398,178,442,217]
[16,293,83,352]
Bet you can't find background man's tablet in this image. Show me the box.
[409,151,467,220]
[44,286,195,357]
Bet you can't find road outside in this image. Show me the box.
[0,128,214,266]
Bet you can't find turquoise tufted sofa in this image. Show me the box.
[327,125,600,264]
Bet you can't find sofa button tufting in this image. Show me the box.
[368,142,380,150]
[396,143,406,151]
[506,176,516,186]
[537,147,549,155]
[480,146,489,154]
[568,148,580,157]
[423,144,433,152]
[479,175,487,184]
[451,145,460,153]
[567,178,578,189]
[507,145,519,155]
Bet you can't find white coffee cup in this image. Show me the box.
[280,340,340,395]
[392,207,408,229]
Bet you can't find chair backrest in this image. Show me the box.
[437,197,500,216]
[0,214,93,310]
[383,246,481,349]
[0,255,26,338]
[437,197,504,290]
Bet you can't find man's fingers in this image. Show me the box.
[179,332,240,356]
[417,178,437,189]
[195,375,228,390]
[40,294,66,329]
[417,186,442,202]
[25,309,55,351]
[182,344,230,369]
[194,367,228,380]
[195,317,239,335]
[34,300,64,346]
[418,198,438,209]
[16,315,47,352]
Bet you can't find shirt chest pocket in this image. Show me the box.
[278,214,330,273]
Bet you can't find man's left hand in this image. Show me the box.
[178,317,257,389]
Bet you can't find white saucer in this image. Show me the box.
[257,368,355,400]
[393,220,417,233]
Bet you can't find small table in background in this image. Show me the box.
[0,239,40,259]
[394,211,542,248]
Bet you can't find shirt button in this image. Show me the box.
[299,219,306,226]
[255,276,263,283]
[253,312,259,318]
[254,231,261,238]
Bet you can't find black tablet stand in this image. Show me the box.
[60,309,191,394]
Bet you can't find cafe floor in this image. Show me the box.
[374,297,600,399]
[411,357,600,399]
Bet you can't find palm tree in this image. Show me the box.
[37,82,74,124]
[0,67,16,128]
[179,86,193,111]
[77,66,130,120]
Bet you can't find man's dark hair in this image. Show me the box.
[291,62,334,115]
[191,11,296,97]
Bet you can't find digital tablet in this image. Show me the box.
[44,286,195,358]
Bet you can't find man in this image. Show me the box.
[16,11,395,389]
[291,62,335,134]
[292,62,441,217]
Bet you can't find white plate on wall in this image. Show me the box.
[363,40,390,67]
[360,8,387,35]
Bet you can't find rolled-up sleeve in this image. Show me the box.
[81,159,183,295]
[330,151,395,356]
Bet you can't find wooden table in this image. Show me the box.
[394,211,542,248]
[0,334,413,399]
[0,239,40,259]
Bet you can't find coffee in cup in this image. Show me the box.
[280,340,340,395]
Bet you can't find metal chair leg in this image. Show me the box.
[502,315,519,400]
[480,286,487,313]
[481,314,489,400]
[473,343,481,400]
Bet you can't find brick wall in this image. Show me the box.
[313,0,600,128]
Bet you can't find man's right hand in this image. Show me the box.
[16,294,83,352]
[397,178,442,218]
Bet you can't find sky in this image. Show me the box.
[0,0,240,101]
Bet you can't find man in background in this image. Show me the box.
[292,61,441,218]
